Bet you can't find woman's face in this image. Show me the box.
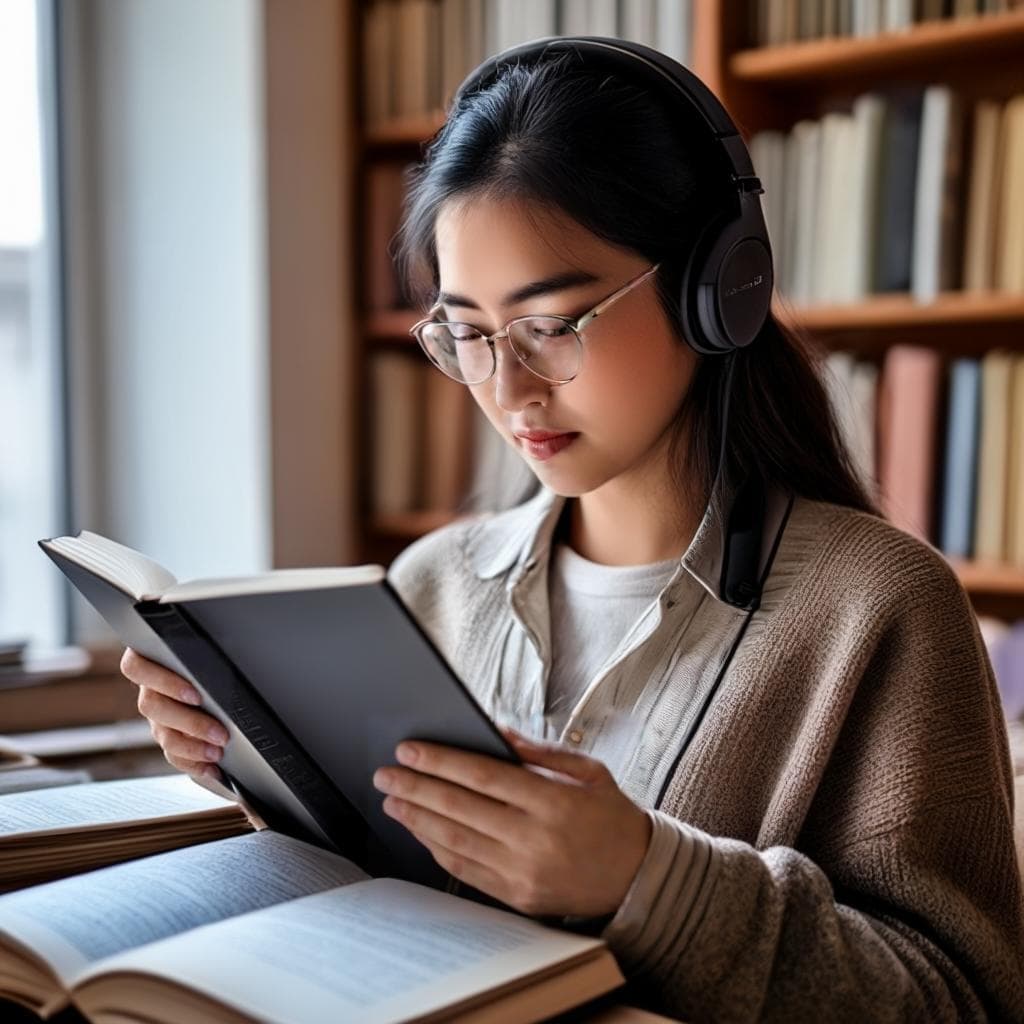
[434,196,699,498]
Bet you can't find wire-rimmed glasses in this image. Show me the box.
[409,262,661,386]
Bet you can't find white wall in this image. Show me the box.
[64,0,271,642]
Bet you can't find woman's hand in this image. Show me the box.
[119,647,228,782]
[372,729,652,918]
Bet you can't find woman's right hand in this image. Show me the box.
[120,647,229,781]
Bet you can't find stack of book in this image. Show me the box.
[750,88,1024,306]
[750,0,1020,46]
[362,0,696,130]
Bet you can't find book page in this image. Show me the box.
[42,532,177,601]
[158,563,385,603]
[0,775,232,836]
[75,879,610,1024]
[0,831,367,983]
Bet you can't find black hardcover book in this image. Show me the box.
[38,531,517,891]
[874,88,925,293]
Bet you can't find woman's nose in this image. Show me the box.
[492,335,549,412]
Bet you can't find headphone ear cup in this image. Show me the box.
[680,193,774,355]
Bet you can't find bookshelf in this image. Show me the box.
[352,1,1024,612]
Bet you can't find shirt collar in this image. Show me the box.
[467,470,793,606]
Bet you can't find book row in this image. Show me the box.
[751,0,1021,47]
[369,350,535,519]
[750,88,1024,307]
[827,346,1024,565]
[361,0,694,126]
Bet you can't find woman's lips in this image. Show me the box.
[514,431,579,461]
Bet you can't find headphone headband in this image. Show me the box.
[451,36,774,355]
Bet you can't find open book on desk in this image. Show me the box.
[0,829,624,1024]
[38,530,517,891]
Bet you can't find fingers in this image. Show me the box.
[374,766,523,843]
[389,741,559,814]
[407,830,510,906]
[157,741,223,781]
[382,794,506,865]
[120,647,202,706]
[151,722,226,767]
[137,687,228,746]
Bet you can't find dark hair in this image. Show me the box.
[394,52,882,519]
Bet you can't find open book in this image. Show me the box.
[39,530,517,891]
[0,829,624,1024]
[0,774,252,891]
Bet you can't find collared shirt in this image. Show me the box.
[389,472,794,810]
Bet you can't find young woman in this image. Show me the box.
[121,42,1023,1021]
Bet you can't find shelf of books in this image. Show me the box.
[353,0,1024,623]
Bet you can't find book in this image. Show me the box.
[962,97,1003,291]
[37,530,517,891]
[0,774,252,891]
[1006,356,1024,567]
[974,350,1015,561]
[995,93,1024,293]
[939,358,982,558]
[371,351,426,515]
[874,88,923,293]
[877,345,944,541]
[0,829,625,1023]
[912,85,966,303]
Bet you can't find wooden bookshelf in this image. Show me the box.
[350,1,1024,611]
[730,8,1024,84]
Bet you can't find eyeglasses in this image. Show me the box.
[409,262,661,386]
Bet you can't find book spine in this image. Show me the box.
[136,601,374,867]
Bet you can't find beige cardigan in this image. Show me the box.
[388,489,1024,1022]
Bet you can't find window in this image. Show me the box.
[0,0,66,652]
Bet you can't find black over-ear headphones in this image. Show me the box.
[451,35,775,357]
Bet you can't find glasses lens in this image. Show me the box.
[418,322,493,384]
[508,317,581,384]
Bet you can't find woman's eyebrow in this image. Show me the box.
[437,268,601,311]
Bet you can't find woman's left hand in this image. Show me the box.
[372,729,652,918]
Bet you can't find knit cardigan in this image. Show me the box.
[388,492,1024,1022]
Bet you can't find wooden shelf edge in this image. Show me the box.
[365,112,446,148]
[365,309,419,340]
[369,510,459,539]
[731,9,1024,82]
[774,292,1024,332]
[950,560,1024,598]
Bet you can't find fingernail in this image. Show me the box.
[373,768,393,789]
[208,725,229,745]
[202,765,223,782]
[181,688,202,706]
[396,743,418,765]
[205,744,223,762]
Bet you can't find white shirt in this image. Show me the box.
[545,544,680,734]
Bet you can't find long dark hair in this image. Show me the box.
[394,51,881,519]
